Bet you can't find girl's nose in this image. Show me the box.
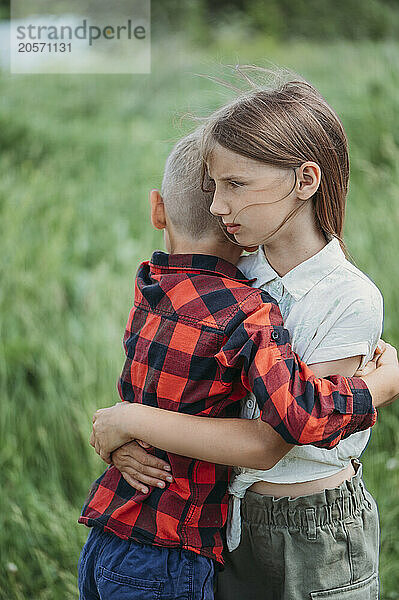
[210,189,230,217]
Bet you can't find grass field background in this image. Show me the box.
[1,32,399,599]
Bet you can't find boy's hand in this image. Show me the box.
[361,340,399,408]
[90,402,136,463]
[354,341,385,377]
[111,441,173,494]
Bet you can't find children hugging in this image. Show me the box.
[79,71,399,600]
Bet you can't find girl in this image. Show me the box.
[92,73,387,599]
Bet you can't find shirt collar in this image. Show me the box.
[250,237,346,301]
[150,251,253,283]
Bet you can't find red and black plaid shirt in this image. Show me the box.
[79,252,376,564]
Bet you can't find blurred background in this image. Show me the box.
[0,0,398,598]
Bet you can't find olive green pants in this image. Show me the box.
[215,462,380,600]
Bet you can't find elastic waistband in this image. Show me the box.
[241,461,372,530]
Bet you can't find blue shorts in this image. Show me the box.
[78,526,215,600]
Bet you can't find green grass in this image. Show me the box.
[1,34,398,599]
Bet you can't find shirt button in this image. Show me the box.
[271,330,279,341]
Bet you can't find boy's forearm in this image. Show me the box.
[124,404,291,469]
[362,366,397,408]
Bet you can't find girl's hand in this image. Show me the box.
[90,402,137,463]
[111,441,173,494]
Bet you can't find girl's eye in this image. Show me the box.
[203,176,216,193]
[228,180,244,188]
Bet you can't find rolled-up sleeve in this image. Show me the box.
[215,302,376,449]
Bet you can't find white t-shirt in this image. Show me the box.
[226,237,383,551]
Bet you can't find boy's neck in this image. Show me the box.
[169,238,242,266]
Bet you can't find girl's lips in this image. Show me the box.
[225,223,241,234]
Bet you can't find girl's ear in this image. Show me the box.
[296,162,321,200]
[150,190,167,230]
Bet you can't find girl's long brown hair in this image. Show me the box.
[200,68,350,254]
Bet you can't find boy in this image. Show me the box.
[79,132,394,600]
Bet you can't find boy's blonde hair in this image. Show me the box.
[161,131,223,240]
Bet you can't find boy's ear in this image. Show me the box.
[150,189,166,230]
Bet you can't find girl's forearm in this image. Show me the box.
[124,404,291,469]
